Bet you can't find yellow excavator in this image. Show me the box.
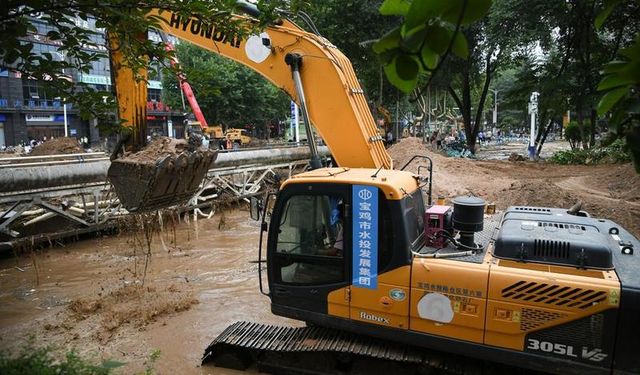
[107,3,639,374]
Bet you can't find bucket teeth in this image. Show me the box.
[108,149,217,212]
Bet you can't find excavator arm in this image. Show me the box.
[148,9,391,169]
[108,6,392,211]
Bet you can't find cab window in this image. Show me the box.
[275,194,345,285]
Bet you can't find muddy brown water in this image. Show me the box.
[0,208,297,374]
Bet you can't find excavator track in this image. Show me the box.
[202,321,533,375]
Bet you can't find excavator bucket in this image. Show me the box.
[108,137,217,212]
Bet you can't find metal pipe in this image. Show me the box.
[22,212,56,226]
[0,146,329,194]
[0,152,105,162]
[0,158,110,169]
[0,162,110,193]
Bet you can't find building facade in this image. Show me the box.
[0,15,185,148]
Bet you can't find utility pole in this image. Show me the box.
[528,92,539,160]
[395,91,399,142]
[63,98,68,137]
[426,86,431,143]
[489,89,500,133]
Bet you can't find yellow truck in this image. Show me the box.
[225,128,251,147]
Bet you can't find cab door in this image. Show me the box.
[267,184,351,318]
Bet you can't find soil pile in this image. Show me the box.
[121,137,188,164]
[388,137,639,237]
[30,137,83,156]
[388,137,442,168]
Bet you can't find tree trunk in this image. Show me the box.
[378,66,384,107]
[576,103,587,150]
[448,52,494,154]
[536,119,554,158]
[589,108,597,147]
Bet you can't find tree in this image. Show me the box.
[161,42,289,134]
[373,0,560,152]
[304,0,401,106]
[595,0,640,172]
[0,0,292,132]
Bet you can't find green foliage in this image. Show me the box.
[594,0,640,173]
[161,43,289,129]
[0,0,292,133]
[564,121,583,150]
[141,349,161,375]
[0,341,123,375]
[374,0,492,93]
[551,138,631,165]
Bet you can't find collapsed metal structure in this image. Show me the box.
[0,146,328,250]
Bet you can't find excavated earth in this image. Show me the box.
[29,137,83,156]
[120,137,189,164]
[0,138,638,374]
[389,137,639,238]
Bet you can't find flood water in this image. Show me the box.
[0,208,297,374]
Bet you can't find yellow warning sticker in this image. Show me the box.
[609,289,619,305]
[453,301,461,313]
[512,311,521,323]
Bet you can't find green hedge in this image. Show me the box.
[551,139,631,165]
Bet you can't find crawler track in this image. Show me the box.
[203,321,537,374]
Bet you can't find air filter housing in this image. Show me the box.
[452,196,485,248]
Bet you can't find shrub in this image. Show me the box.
[564,121,582,150]
[0,342,123,375]
[551,139,631,165]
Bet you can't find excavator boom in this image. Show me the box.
[149,9,391,169]
[108,6,392,212]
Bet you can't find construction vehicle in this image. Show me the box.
[225,128,251,147]
[106,3,639,374]
[185,121,225,144]
[158,32,229,149]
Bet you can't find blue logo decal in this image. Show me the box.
[352,185,378,289]
[389,288,406,301]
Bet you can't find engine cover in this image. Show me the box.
[494,206,615,269]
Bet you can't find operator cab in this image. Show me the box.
[264,167,425,322]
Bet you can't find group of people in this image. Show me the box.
[429,130,466,150]
[21,136,53,153]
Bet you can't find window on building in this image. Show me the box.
[148,89,162,102]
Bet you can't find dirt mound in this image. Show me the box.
[508,153,526,162]
[121,137,189,164]
[30,137,83,156]
[387,137,639,237]
[585,163,640,203]
[497,180,579,210]
[388,137,442,168]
